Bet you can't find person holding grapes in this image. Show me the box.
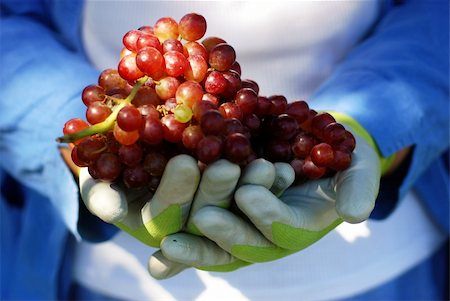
[1,1,448,300]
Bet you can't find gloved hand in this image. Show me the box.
[79,154,201,247]
[148,129,381,278]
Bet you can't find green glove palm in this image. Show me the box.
[79,154,200,247]
[148,131,381,277]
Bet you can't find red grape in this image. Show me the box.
[219,102,243,120]
[143,152,168,176]
[286,100,309,124]
[291,132,315,159]
[86,102,112,124]
[155,76,180,100]
[140,116,163,145]
[209,43,236,71]
[202,36,226,53]
[63,118,89,136]
[182,125,204,150]
[241,79,259,94]
[82,85,105,106]
[224,133,252,164]
[269,95,288,115]
[204,71,228,95]
[270,114,299,140]
[196,136,222,164]
[311,112,336,139]
[123,30,143,52]
[164,51,188,77]
[235,88,258,115]
[161,114,188,143]
[302,157,326,180]
[162,38,184,53]
[117,105,143,132]
[310,142,334,167]
[77,137,106,163]
[93,152,122,181]
[265,139,292,162]
[136,33,162,52]
[118,143,143,167]
[184,54,208,82]
[200,110,225,136]
[113,123,140,146]
[123,166,150,188]
[136,47,165,80]
[179,13,207,41]
[154,17,179,42]
[175,80,203,108]
[118,53,146,81]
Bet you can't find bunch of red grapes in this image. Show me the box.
[58,13,355,190]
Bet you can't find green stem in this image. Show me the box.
[56,76,148,143]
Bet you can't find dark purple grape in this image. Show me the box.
[224,133,252,164]
[209,43,236,71]
[200,110,225,136]
[235,88,258,115]
[270,114,299,140]
[302,157,326,180]
[264,139,292,162]
[143,152,168,176]
[118,144,143,167]
[196,136,222,164]
[123,166,150,188]
[291,132,315,159]
[93,153,122,181]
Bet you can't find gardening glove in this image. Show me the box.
[148,158,296,278]
[149,125,384,278]
[79,154,200,247]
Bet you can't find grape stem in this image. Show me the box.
[56,76,148,143]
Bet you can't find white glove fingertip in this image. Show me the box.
[153,154,200,205]
[336,199,375,224]
[79,168,128,224]
[335,132,380,224]
[148,250,188,280]
[239,158,276,188]
[271,162,295,196]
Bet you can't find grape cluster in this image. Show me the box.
[59,13,355,190]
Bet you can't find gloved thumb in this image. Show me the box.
[79,168,128,223]
[334,132,380,223]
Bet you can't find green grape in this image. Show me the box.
[174,104,193,123]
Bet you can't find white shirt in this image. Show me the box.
[77,1,446,300]
[82,0,382,100]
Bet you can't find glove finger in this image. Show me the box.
[192,206,291,263]
[270,162,295,197]
[236,183,341,250]
[141,154,201,242]
[79,167,128,224]
[238,158,276,189]
[186,159,241,234]
[159,233,251,272]
[334,133,380,223]
[148,250,189,280]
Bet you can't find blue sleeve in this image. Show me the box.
[311,0,449,203]
[0,2,114,240]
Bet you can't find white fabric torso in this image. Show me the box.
[77,1,446,300]
[82,0,382,100]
